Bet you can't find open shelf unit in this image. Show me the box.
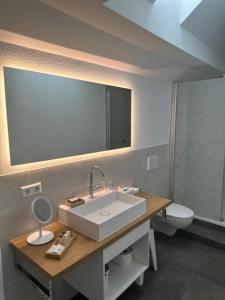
[104,230,149,300]
[105,260,147,300]
[64,220,150,300]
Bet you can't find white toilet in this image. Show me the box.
[151,203,194,236]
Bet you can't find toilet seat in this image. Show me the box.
[166,203,194,219]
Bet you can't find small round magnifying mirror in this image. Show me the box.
[27,197,54,245]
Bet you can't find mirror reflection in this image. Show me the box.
[3,67,131,165]
[33,198,52,223]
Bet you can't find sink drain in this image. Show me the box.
[99,211,111,216]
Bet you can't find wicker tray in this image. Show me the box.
[45,233,76,259]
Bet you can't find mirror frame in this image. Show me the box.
[0,64,132,176]
[31,197,53,224]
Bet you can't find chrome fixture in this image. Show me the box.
[89,166,105,198]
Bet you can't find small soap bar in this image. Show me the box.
[67,197,79,204]
[119,187,139,195]
[64,198,85,208]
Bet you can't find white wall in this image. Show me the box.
[0,248,5,300]
[105,0,225,73]
[181,0,225,57]
[131,75,171,148]
[180,0,202,23]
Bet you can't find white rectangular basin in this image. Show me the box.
[59,191,146,241]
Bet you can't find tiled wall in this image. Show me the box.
[174,79,225,221]
[0,144,169,299]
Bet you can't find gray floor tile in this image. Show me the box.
[156,233,210,274]
[180,276,225,300]
[118,284,146,300]
[186,223,225,245]
[157,232,225,287]
[198,246,225,286]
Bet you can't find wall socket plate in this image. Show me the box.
[20,182,42,198]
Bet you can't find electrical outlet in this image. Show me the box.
[20,182,42,198]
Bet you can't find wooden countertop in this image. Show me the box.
[10,192,171,278]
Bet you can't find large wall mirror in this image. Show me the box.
[3,67,131,166]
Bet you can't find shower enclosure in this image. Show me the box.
[170,78,225,225]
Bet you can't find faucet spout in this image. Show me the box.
[89,166,105,199]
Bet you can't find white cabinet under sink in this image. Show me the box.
[63,220,150,300]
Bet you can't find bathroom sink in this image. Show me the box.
[59,191,146,240]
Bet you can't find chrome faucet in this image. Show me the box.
[89,166,105,198]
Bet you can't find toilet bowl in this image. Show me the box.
[151,203,194,236]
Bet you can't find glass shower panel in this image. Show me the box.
[174,79,225,221]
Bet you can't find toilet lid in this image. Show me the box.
[166,203,194,218]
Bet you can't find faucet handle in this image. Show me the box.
[99,181,106,189]
[95,180,113,192]
[106,180,113,190]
